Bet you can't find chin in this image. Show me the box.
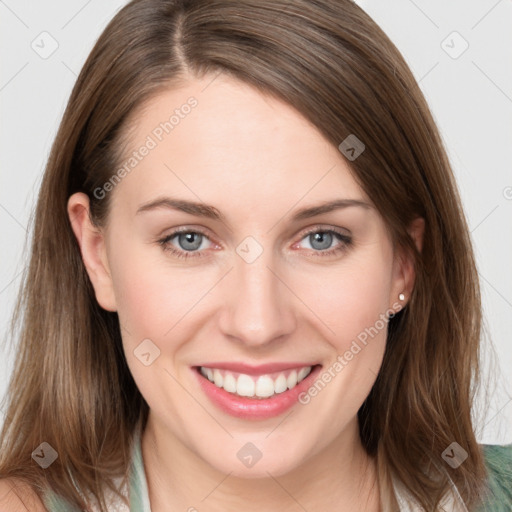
[202,446,304,479]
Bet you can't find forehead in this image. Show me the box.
[111,74,370,215]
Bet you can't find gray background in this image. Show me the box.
[1,0,511,443]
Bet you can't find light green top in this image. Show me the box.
[42,426,151,512]
[42,435,512,511]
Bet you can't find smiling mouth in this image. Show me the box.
[194,364,322,399]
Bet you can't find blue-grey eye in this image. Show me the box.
[309,232,334,250]
[177,232,203,251]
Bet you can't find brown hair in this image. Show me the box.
[0,0,489,510]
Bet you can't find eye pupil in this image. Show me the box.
[310,232,333,250]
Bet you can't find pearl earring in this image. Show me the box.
[398,292,405,301]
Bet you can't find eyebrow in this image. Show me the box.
[136,197,373,222]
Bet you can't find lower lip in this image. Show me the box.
[193,365,322,420]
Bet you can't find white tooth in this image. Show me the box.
[287,370,298,389]
[223,372,237,393]
[297,366,312,382]
[213,369,223,388]
[274,373,288,394]
[207,367,312,396]
[237,374,255,397]
[255,375,275,398]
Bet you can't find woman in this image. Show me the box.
[0,0,510,510]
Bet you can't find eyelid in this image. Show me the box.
[291,225,352,252]
[296,224,351,239]
[158,223,350,245]
[159,225,218,244]
[157,223,352,260]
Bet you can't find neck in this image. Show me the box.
[141,414,381,512]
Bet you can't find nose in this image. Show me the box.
[218,246,297,348]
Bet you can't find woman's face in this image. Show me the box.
[71,74,418,478]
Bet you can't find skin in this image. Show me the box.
[0,479,47,511]
[68,74,424,512]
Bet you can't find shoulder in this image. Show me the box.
[479,443,512,510]
[0,478,47,512]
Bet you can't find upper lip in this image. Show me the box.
[195,362,320,376]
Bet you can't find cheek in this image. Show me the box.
[107,247,209,416]
[292,256,392,432]
[294,248,393,351]
[108,244,210,338]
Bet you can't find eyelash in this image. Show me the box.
[157,226,352,260]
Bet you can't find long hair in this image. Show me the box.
[0,0,488,510]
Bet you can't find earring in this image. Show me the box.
[398,292,405,301]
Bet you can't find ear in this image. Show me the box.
[389,217,424,309]
[67,192,117,312]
